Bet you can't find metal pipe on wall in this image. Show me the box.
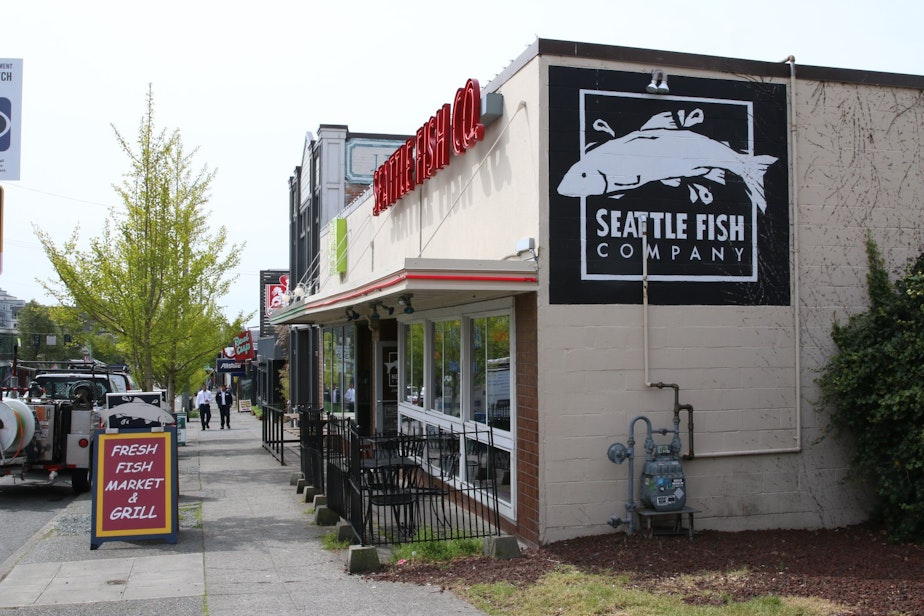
[694,56,803,459]
[639,59,804,459]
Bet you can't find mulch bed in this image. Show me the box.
[365,524,924,615]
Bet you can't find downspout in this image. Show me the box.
[695,56,802,459]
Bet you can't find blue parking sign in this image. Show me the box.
[0,98,10,151]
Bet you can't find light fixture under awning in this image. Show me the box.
[270,257,539,326]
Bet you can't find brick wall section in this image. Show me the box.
[345,182,369,206]
[515,292,540,546]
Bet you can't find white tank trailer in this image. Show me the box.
[0,398,96,493]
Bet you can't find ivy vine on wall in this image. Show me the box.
[817,236,924,544]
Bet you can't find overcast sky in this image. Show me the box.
[2,0,922,329]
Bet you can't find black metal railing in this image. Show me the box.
[261,404,299,465]
[325,415,351,525]
[298,406,325,491]
[322,415,501,546]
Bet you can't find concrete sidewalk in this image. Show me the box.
[0,406,485,615]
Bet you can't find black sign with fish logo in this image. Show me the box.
[549,66,790,305]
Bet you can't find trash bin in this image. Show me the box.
[176,412,187,446]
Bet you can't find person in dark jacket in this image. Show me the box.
[217,383,234,429]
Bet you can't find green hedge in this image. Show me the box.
[817,237,924,544]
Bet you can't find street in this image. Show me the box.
[0,478,77,566]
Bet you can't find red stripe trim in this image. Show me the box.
[405,274,538,283]
[298,273,538,311]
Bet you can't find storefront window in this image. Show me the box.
[397,301,515,517]
[470,315,510,429]
[464,438,512,503]
[431,319,461,417]
[404,322,424,407]
[322,325,355,416]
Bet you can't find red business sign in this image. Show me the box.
[91,430,178,547]
[372,78,486,216]
[265,274,290,317]
[232,330,254,361]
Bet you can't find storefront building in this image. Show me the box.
[272,39,924,545]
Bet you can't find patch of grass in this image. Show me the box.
[666,568,752,602]
[391,531,483,563]
[322,532,351,551]
[179,502,203,529]
[459,566,851,616]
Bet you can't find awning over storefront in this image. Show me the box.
[270,258,539,326]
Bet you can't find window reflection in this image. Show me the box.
[462,438,512,504]
[470,315,510,430]
[404,323,424,407]
[322,325,355,417]
[431,319,461,417]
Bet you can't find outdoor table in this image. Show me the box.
[362,456,422,539]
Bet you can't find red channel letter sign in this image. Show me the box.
[372,78,486,216]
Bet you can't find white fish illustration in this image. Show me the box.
[103,401,176,427]
[557,109,778,212]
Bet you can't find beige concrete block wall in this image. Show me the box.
[535,64,924,542]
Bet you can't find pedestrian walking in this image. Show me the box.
[217,383,234,429]
[344,381,355,412]
[196,384,213,429]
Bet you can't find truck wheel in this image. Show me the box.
[71,469,91,494]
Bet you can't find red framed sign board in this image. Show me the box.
[90,428,179,549]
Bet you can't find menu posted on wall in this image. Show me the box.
[90,428,178,549]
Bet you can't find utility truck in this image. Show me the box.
[0,361,135,494]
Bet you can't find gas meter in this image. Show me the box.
[640,443,686,511]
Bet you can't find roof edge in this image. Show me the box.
[487,37,924,92]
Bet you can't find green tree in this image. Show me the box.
[276,323,290,404]
[35,86,250,409]
[817,237,924,544]
[49,304,125,366]
[16,301,68,362]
